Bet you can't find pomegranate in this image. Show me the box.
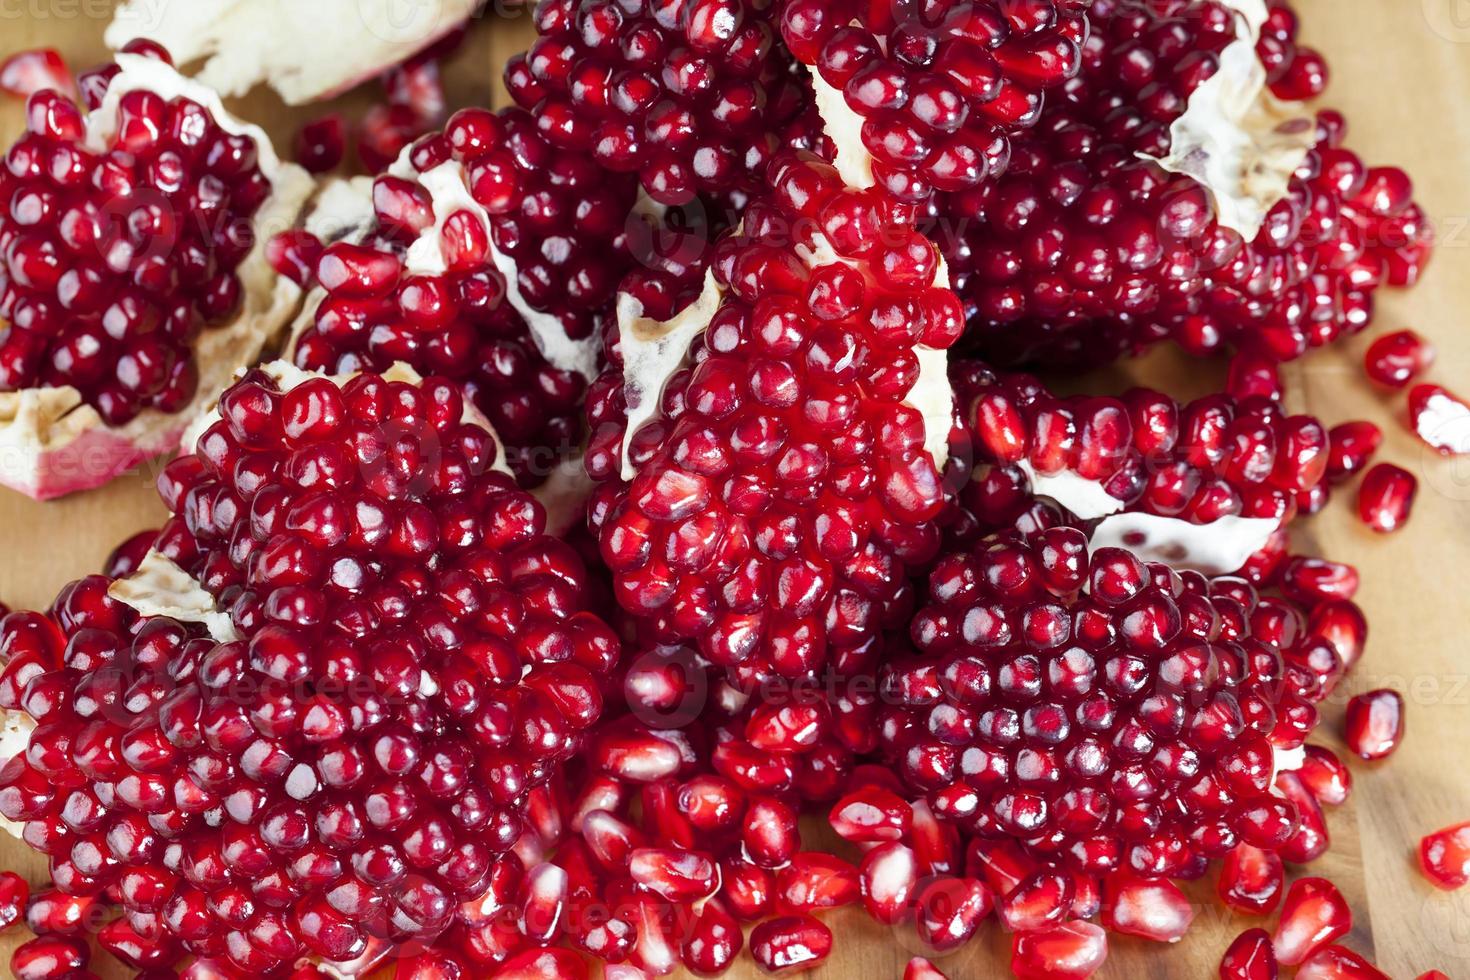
[1272,876,1351,966]
[105,0,482,105]
[0,47,314,499]
[585,152,963,684]
[1408,384,1470,456]
[0,364,620,972]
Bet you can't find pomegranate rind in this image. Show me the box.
[0,54,315,500]
[1140,0,1316,239]
[105,0,480,105]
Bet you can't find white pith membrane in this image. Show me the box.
[1016,460,1128,521]
[805,66,876,190]
[614,233,955,484]
[105,0,481,105]
[0,54,315,500]
[1413,388,1470,454]
[1087,511,1281,577]
[1139,0,1316,239]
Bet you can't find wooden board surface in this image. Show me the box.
[0,2,1467,977]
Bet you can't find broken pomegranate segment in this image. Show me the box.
[1010,920,1108,979]
[1363,329,1434,388]
[1272,877,1352,966]
[1408,383,1470,455]
[0,48,314,499]
[1356,464,1416,533]
[1220,928,1278,980]
[1419,821,1470,889]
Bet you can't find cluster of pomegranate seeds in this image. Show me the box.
[781,0,1092,207]
[0,44,273,425]
[0,367,620,971]
[586,152,962,684]
[505,0,824,208]
[355,28,466,175]
[935,1,1430,368]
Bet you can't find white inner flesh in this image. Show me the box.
[390,154,601,382]
[305,176,379,243]
[105,0,480,105]
[1088,511,1280,576]
[806,66,875,189]
[110,550,242,643]
[1414,390,1470,455]
[1016,461,1127,521]
[1139,0,1316,239]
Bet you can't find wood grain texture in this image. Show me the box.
[0,2,1467,977]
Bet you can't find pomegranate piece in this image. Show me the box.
[10,936,88,980]
[1297,745,1354,806]
[1220,928,1278,980]
[1010,920,1108,979]
[587,153,961,682]
[915,877,991,951]
[1326,422,1382,483]
[1409,384,1470,455]
[0,47,314,499]
[295,114,346,173]
[906,958,950,980]
[1272,877,1352,966]
[0,49,76,99]
[829,787,912,842]
[1295,946,1389,980]
[1357,465,1417,533]
[1218,844,1285,915]
[1103,876,1194,943]
[0,871,26,930]
[1420,821,1470,889]
[775,853,860,913]
[1344,689,1405,760]
[1364,330,1434,388]
[748,914,833,974]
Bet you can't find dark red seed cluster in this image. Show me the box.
[0,45,272,424]
[585,153,963,685]
[934,0,1430,367]
[0,367,619,971]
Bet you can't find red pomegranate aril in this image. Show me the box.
[0,872,27,931]
[1001,869,1074,933]
[1,49,75,99]
[1417,972,1452,980]
[495,948,589,980]
[1357,465,1416,533]
[829,787,912,843]
[906,958,950,980]
[915,876,991,951]
[1220,929,1278,980]
[748,914,832,974]
[1344,689,1405,760]
[1218,844,1284,916]
[1282,558,1359,606]
[1295,946,1389,980]
[24,890,96,935]
[295,115,347,173]
[1273,877,1352,966]
[1419,821,1470,889]
[721,858,774,921]
[1326,423,1382,483]
[682,899,743,977]
[1298,746,1354,806]
[1364,330,1434,388]
[11,935,88,980]
[1409,384,1470,455]
[1103,876,1194,943]
[1011,920,1108,979]
[775,853,860,913]
[628,847,718,903]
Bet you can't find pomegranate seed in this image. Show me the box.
[1364,330,1434,388]
[0,872,26,930]
[721,857,773,921]
[1344,689,1405,760]
[748,914,833,973]
[1272,877,1352,966]
[1297,746,1354,806]
[1220,929,1278,980]
[775,853,860,913]
[829,787,912,843]
[1282,558,1359,606]
[628,848,718,903]
[1295,946,1389,980]
[0,50,75,99]
[682,899,742,976]
[914,877,991,951]
[905,958,950,980]
[1417,972,1452,980]
[1409,384,1470,455]
[1103,876,1194,943]
[496,948,588,980]
[1357,464,1416,533]
[1326,423,1382,483]
[295,115,346,173]
[860,842,918,924]
[1011,920,1108,979]
[11,936,88,980]
[1001,869,1074,933]
[1218,844,1284,916]
[1419,821,1470,889]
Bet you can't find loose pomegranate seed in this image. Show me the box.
[628,847,719,903]
[1417,972,1452,980]
[495,948,589,980]
[295,115,346,173]
[775,853,860,913]
[1218,844,1284,916]
[1295,946,1389,980]
[748,914,833,973]
[682,898,743,975]
[1103,876,1194,943]
[1363,330,1434,388]
[1272,877,1352,966]
[1010,920,1108,979]
[1220,928,1278,980]
[860,842,918,924]
[24,890,97,935]
[1282,558,1359,606]
[0,871,26,930]
[1297,746,1353,806]
[829,787,912,843]
[100,528,159,579]
[1419,821,1470,889]
[1344,689,1405,760]
[906,958,950,980]
[1357,465,1416,533]
[10,935,88,980]
[1408,384,1470,456]
[1001,869,1074,933]
[0,49,76,99]
[1276,771,1330,863]
[1326,423,1382,483]
[915,876,991,951]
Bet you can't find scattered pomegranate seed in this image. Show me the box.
[1295,945,1389,980]
[1272,877,1352,966]
[1409,384,1470,455]
[295,115,347,173]
[748,914,833,973]
[1416,972,1452,980]
[860,842,919,924]
[1344,689,1406,760]
[1103,876,1195,943]
[1010,920,1108,979]
[0,49,75,99]
[1364,330,1435,388]
[775,853,860,914]
[1357,464,1417,533]
[1218,844,1285,916]
[829,787,913,843]
[905,958,950,980]
[0,872,26,931]
[1419,821,1470,889]
[1220,928,1278,980]
[1326,422,1383,483]
[1283,557,1360,605]
[915,877,992,952]
[682,898,743,975]
[1297,745,1354,806]
[10,935,89,980]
